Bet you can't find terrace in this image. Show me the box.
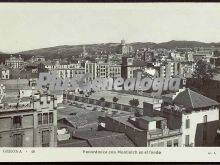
[148,128,182,140]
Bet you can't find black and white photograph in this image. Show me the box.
[0,2,220,151]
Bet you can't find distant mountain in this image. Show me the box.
[18,43,122,60]
[15,40,220,60]
[156,40,211,49]
[0,51,5,54]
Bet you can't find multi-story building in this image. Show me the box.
[121,57,151,79]
[30,56,46,62]
[0,67,10,79]
[5,55,24,69]
[159,61,183,78]
[160,88,220,146]
[193,49,214,62]
[0,85,57,147]
[117,40,133,55]
[99,114,182,147]
[97,63,109,78]
[85,61,121,80]
[85,61,97,81]
[43,61,81,71]
[50,68,85,79]
[109,64,121,80]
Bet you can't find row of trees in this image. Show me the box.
[99,97,139,108]
[99,96,140,115]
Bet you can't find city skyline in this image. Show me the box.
[1,3,220,53]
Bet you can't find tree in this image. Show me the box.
[100,97,105,102]
[129,98,139,116]
[112,97,119,109]
[191,60,219,92]
[99,97,105,107]
[113,97,119,103]
[192,60,218,80]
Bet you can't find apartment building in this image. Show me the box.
[0,67,10,79]
[5,55,24,69]
[50,68,85,79]
[85,61,121,80]
[85,61,97,81]
[43,61,81,71]
[193,49,214,62]
[159,61,183,78]
[121,57,151,79]
[0,85,58,147]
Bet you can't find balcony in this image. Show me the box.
[0,104,33,113]
[149,128,182,140]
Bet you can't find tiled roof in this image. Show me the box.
[174,88,220,109]
[72,130,136,147]
[58,139,90,147]
[73,130,121,139]
[58,111,105,128]
[88,134,135,147]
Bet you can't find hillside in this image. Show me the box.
[18,43,122,60]
[12,40,220,60]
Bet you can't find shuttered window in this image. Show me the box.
[13,134,23,147]
[49,112,53,124]
[185,135,190,146]
[13,116,22,128]
[186,119,190,129]
[42,130,50,147]
[43,113,48,124]
[38,113,42,125]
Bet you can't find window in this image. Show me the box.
[38,114,42,125]
[217,82,220,89]
[185,135,190,146]
[13,134,22,147]
[49,112,53,124]
[203,115,207,123]
[217,95,220,102]
[42,130,50,147]
[167,140,172,147]
[151,143,158,147]
[185,119,190,129]
[13,116,22,128]
[158,142,164,147]
[43,113,48,124]
[174,139,179,147]
[156,121,161,129]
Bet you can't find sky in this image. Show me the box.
[0,3,220,53]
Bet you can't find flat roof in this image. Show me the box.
[138,116,165,122]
